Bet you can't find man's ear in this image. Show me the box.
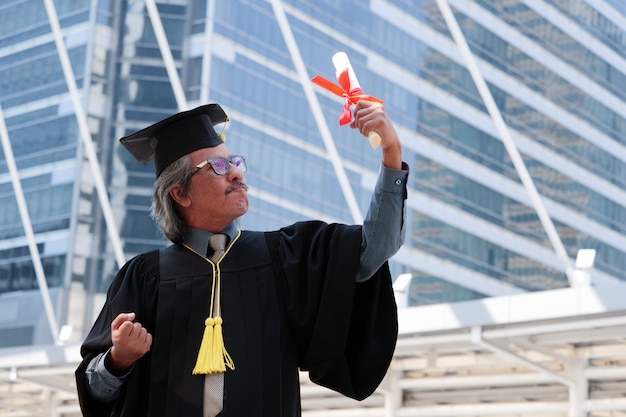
[170,184,192,207]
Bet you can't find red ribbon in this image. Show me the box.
[311,69,383,126]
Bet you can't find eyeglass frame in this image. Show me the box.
[188,155,247,178]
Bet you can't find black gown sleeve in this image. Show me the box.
[277,221,398,400]
[75,250,160,417]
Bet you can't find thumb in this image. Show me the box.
[111,312,135,331]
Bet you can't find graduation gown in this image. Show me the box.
[75,221,398,417]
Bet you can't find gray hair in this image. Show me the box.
[151,154,193,244]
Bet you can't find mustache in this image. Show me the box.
[226,182,248,194]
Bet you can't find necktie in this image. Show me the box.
[209,233,227,262]
[204,234,227,416]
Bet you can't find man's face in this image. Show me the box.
[176,144,249,232]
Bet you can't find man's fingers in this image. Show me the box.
[114,321,152,347]
[116,320,138,337]
[138,328,153,348]
[111,312,135,331]
[352,102,386,134]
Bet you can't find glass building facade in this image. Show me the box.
[0,0,625,348]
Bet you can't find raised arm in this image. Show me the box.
[350,101,408,282]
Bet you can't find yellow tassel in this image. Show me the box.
[219,123,227,142]
[192,317,215,375]
[192,316,234,374]
[212,316,235,372]
[185,234,242,376]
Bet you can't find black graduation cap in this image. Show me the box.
[120,104,229,177]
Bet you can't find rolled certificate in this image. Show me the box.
[332,52,382,149]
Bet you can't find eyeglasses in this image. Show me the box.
[189,155,247,177]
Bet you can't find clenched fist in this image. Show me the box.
[350,100,402,170]
[105,312,153,376]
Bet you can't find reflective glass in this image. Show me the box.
[190,155,247,177]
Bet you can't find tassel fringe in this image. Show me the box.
[192,316,235,375]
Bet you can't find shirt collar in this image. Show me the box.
[183,222,239,256]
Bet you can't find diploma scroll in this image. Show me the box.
[311,52,384,149]
[331,52,381,149]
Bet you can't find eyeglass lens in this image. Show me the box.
[211,155,246,175]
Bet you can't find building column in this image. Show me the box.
[569,358,589,417]
[384,369,402,417]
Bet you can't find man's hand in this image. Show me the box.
[105,312,153,376]
[350,101,402,170]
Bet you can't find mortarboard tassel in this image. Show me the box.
[218,117,228,142]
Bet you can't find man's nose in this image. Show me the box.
[227,162,244,178]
